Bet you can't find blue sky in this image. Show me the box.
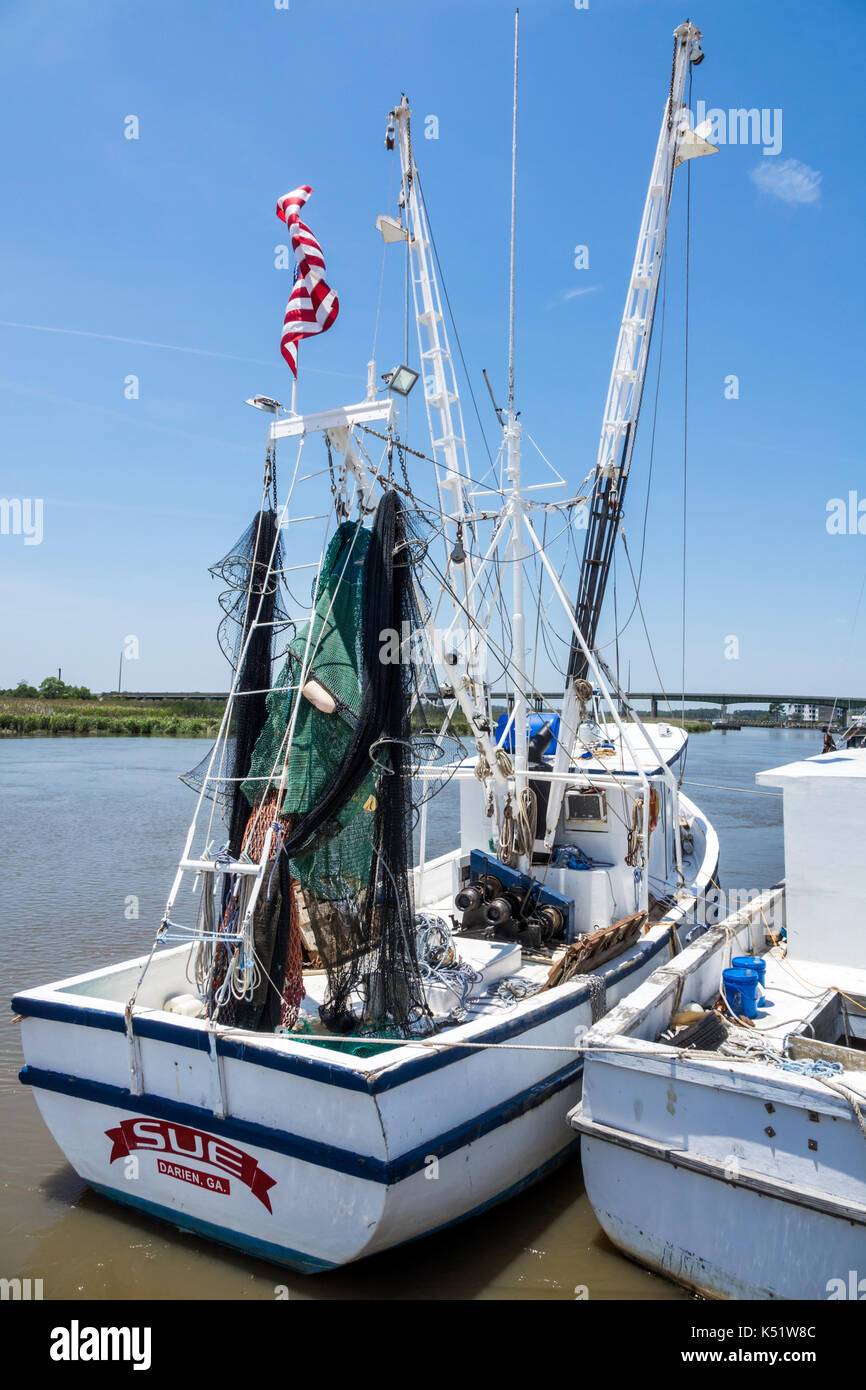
[1,0,864,700]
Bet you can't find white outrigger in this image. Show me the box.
[13,19,718,1271]
[571,746,866,1300]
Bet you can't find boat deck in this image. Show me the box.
[559,719,687,778]
[297,935,559,1036]
[575,883,866,1105]
[724,951,852,1047]
[717,952,866,1092]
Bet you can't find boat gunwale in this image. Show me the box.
[570,881,866,1117]
[574,1111,866,1226]
[578,1033,858,1119]
[575,881,786,1051]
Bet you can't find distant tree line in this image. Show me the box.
[2,678,93,700]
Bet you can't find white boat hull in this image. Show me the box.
[15,835,716,1272]
[27,1056,579,1272]
[580,1130,866,1300]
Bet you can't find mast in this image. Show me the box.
[568,19,708,684]
[506,10,528,819]
[384,92,507,803]
[387,98,483,678]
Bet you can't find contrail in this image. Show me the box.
[0,320,358,379]
[0,378,254,450]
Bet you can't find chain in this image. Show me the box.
[667,34,678,131]
[395,438,412,495]
[264,444,276,509]
[325,434,338,507]
[360,424,436,467]
[405,106,414,199]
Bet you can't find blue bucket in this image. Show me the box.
[732,954,765,986]
[723,966,760,1019]
[732,954,773,1007]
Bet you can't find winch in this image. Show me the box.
[456,850,574,947]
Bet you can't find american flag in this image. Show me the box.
[275,186,339,377]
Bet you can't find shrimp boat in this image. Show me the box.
[13,19,719,1271]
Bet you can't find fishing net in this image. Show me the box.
[208,789,306,1031]
[243,489,456,1035]
[182,508,300,1031]
[181,508,293,835]
[186,481,464,1038]
[242,518,375,875]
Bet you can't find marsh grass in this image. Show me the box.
[0,697,221,738]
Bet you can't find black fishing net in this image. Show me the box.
[181,509,292,832]
[182,508,297,1030]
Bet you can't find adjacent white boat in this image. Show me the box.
[570,746,866,1300]
[843,712,866,749]
[13,19,719,1272]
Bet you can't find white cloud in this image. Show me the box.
[563,284,601,300]
[749,158,822,205]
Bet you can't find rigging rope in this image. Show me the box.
[680,69,693,754]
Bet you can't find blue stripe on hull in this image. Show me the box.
[21,1058,583,1182]
[88,1137,581,1274]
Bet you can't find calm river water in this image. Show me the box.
[0,728,819,1300]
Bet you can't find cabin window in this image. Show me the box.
[565,790,607,828]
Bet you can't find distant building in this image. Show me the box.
[784,703,835,724]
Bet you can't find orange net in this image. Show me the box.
[209,790,305,1029]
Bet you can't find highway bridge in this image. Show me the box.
[113,690,865,720]
[623,692,864,720]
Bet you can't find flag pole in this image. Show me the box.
[291,349,298,414]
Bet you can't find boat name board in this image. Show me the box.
[105,1117,277,1212]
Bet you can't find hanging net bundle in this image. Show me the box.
[244,489,437,1035]
[183,508,300,1032]
[187,483,461,1038]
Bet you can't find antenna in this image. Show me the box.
[503,8,528,825]
[507,8,519,416]
[482,368,505,426]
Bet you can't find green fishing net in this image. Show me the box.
[242,520,377,892]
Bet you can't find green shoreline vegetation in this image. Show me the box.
[0,679,712,739]
[0,680,221,738]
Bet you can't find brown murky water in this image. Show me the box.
[1,731,804,1299]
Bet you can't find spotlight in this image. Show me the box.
[383,365,419,397]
